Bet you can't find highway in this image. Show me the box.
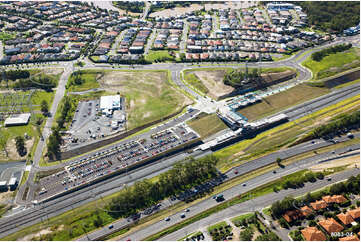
[91,145,360,241]
[161,168,360,241]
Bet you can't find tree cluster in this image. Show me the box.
[281,171,324,190]
[4,70,30,80]
[15,136,27,156]
[298,2,360,32]
[310,110,359,139]
[223,68,259,88]
[239,227,254,241]
[13,74,56,90]
[255,232,281,241]
[46,127,62,160]
[106,155,219,218]
[56,96,74,129]
[311,43,353,62]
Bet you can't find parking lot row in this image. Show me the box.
[37,125,200,201]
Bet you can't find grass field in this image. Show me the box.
[187,113,227,138]
[207,221,228,233]
[145,50,175,62]
[302,47,360,80]
[238,84,330,121]
[231,213,254,225]
[98,70,190,129]
[183,73,209,94]
[67,70,101,92]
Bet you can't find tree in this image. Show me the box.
[0,131,9,157]
[41,100,49,115]
[15,136,26,156]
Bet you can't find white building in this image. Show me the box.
[4,113,31,127]
[100,95,121,115]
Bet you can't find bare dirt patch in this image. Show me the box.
[191,70,234,100]
[4,137,34,161]
[310,154,360,172]
[21,225,64,241]
[42,68,63,76]
[0,191,14,204]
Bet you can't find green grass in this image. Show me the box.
[238,84,330,121]
[231,213,254,225]
[207,221,228,233]
[183,73,209,94]
[0,32,15,42]
[187,113,227,138]
[67,70,101,92]
[262,207,271,217]
[302,47,360,80]
[20,171,29,186]
[145,50,175,62]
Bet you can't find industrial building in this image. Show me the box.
[100,95,121,115]
[4,113,31,127]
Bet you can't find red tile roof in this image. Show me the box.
[339,235,359,241]
[347,207,360,219]
[337,213,355,225]
[319,218,344,234]
[310,200,328,210]
[301,227,327,241]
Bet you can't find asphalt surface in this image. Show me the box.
[161,168,360,241]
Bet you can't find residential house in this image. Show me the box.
[318,218,344,234]
[301,227,326,241]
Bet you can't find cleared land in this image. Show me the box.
[184,69,233,99]
[302,47,360,80]
[184,67,296,100]
[98,70,191,129]
[187,113,227,138]
[310,154,359,172]
[238,84,330,121]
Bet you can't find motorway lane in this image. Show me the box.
[161,168,360,241]
[80,140,359,241]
